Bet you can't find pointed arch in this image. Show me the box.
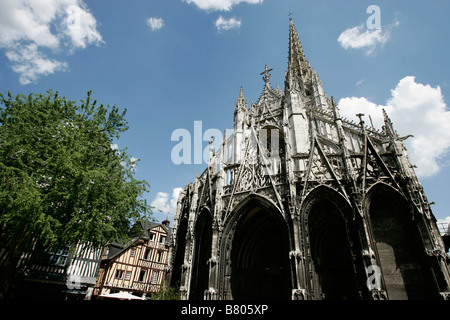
[220,194,292,300]
[169,216,188,288]
[365,183,437,299]
[302,185,365,300]
[302,185,352,214]
[189,208,213,300]
[224,193,287,229]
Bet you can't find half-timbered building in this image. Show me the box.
[13,242,102,299]
[94,219,170,299]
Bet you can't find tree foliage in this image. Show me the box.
[0,90,152,294]
[150,285,181,300]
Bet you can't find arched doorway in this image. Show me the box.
[367,184,436,299]
[230,198,291,300]
[190,209,212,300]
[169,217,187,288]
[306,189,361,300]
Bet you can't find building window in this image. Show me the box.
[151,271,159,284]
[115,270,124,279]
[156,251,164,262]
[149,233,155,241]
[138,269,147,282]
[159,236,166,244]
[47,247,69,266]
[144,248,152,260]
[130,248,136,257]
[125,271,132,280]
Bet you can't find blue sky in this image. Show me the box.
[1,0,450,227]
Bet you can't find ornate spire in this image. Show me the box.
[288,18,307,65]
[239,86,244,100]
[382,108,398,139]
[235,86,247,110]
[286,18,312,93]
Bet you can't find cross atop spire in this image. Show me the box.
[260,65,273,85]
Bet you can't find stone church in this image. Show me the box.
[165,19,450,300]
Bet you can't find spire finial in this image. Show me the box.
[235,86,247,109]
[382,108,391,123]
[239,86,244,98]
[383,109,394,132]
[260,65,273,85]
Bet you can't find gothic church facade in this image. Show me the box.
[166,19,450,300]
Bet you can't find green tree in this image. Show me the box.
[150,284,181,300]
[0,90,152,298]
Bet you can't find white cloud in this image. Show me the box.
[338,19,399,55]
[5,43,68,85]
[183,0,263,11]
[338,96,384,128]
[146,17,164,31]
[64,3,103,49]
[0,0,103,84]
[338,76,450,178]
[437,216,450,236]
[438,216,450,224]
[151,188,183,216]
[215,15,241,31]
[338,24,391,55]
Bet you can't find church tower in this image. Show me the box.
[166,19,450,300]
